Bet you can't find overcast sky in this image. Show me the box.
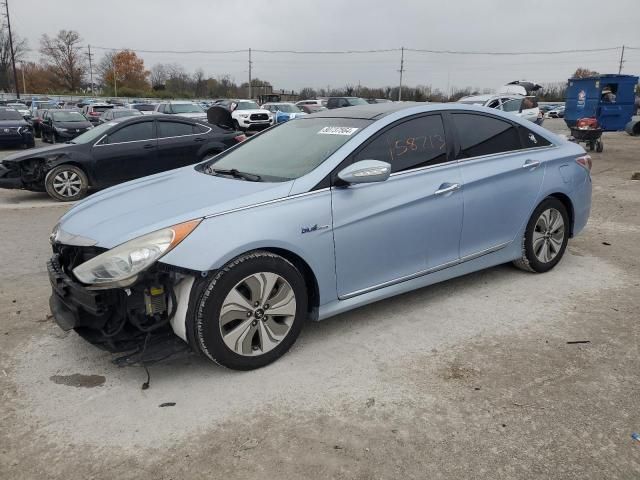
[12,0,640,93]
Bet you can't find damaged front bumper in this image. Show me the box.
[0,162,25,189]
[47,249,196,353]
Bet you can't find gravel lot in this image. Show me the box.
[1,119,639,479]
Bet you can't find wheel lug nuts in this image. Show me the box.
[247,312,252,317]
[264,304,269,309]
[263,316,268,322]
[254,301,260,307]
[251,320,257,326]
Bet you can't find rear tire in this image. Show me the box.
[44,165,89,202]
[192,251,308,370]
[513,197,570,273]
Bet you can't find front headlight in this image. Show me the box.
[56,127,68,132]
[73,219,201,288]
[239,114,249,118]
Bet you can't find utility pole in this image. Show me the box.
[113,61,117,97]
[398,46,404,101]
[248,48,252,99]
[618,45,625,74]
[20,62,25,94]
[3,0,20,99]
[87,45,94,94]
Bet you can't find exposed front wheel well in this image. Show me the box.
[261,247,320,317]
[548,193,574,237]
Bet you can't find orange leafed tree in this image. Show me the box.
[99,49,150,91]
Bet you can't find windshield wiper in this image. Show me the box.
[209,168,261,182]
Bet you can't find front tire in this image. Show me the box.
[513,197,570,273]
[193,251,308,370]
[44,165,89,202]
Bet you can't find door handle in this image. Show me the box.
[434,183,461,196]
[522,159,541,169]
[143,144,155,149]
[194,137,206,142]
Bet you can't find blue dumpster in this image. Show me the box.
[564,74,639,131]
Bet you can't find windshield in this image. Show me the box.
[114,109,141,117]
[276,104,302,113]
[347,98,368,106]
[235,101,259,110]
[52,111,86,122]
[172,103,204,113]
[132,104,155,111]
[92,106,113,113]
[458,99,486,105]
[0,109,23,120]
[203,118,370,181]
[69,121,114,144]
[35,102,58,109]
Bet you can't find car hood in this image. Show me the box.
[2,143,74,163]
[55,121,92,129]
[234,109,270,116]
[174,112,207,119]
[0,119,28,128]
[57,166,294,248]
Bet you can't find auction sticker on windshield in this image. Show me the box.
[318,126,359,135]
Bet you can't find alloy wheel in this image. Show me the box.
[52,170,83,198]
[532,208,565,263]
[218,272,296,356]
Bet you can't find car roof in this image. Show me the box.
[305,102,545,122]
[306,102,427,120]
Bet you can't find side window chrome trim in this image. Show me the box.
[156,123,211,140]
[455,144,559,164]
[95,137,156,147]
[389,158,459,177]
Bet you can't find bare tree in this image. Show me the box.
[0,27,27,92]
[39,30,86,92]
[299,87,317,100]
[193,68,206,97]
[150,63,168,88]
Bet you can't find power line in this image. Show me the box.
[406,46,622,55]
[74,45,635,56]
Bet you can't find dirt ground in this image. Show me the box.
[1,119,639,479]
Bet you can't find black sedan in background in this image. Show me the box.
[0,108,35,149]
[0,114,245,201]
[41,110,94,143]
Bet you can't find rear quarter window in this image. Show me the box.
[519,127,552,148]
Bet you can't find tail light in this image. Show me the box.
[234,134,247,143]
[576,154,592,173]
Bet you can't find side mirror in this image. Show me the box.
[338,160,391,184]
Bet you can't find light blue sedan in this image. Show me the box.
[47,103,592,370]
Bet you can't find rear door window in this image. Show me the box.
[353,115,448,173]
[157,121,194,138]
[452,113,521,158]
[107,121,154,144]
